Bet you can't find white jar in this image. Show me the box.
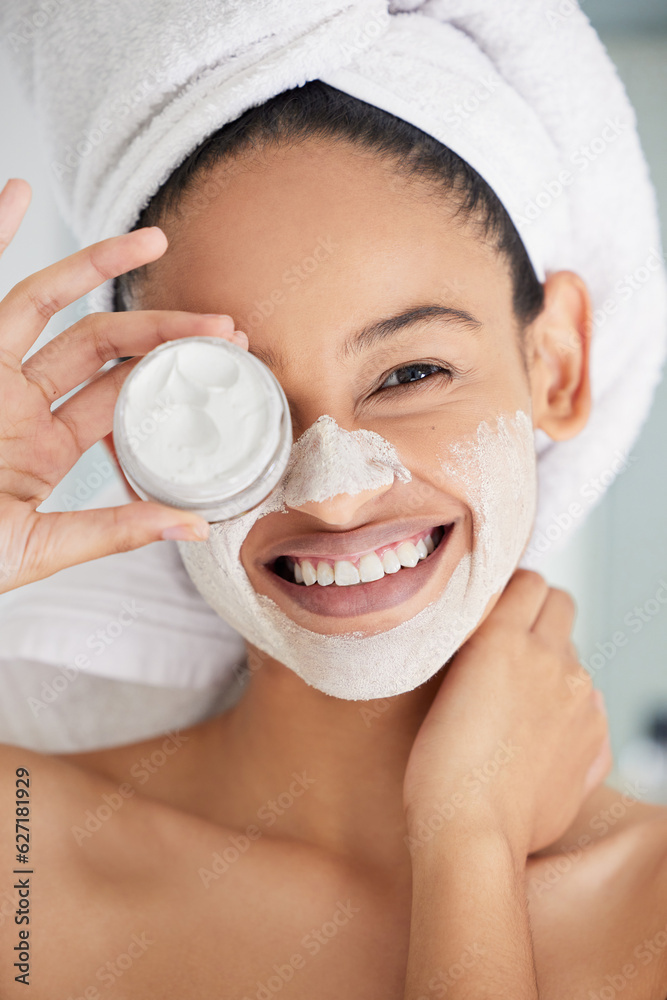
[113,336,292,521]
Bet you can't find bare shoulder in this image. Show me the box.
[0,737,180,907]
[0,740,115,892]
[0,740,191,998]
[0,738,120,835]
[0,740,75,833]
[0,742,87,991]
[527,782,667,999]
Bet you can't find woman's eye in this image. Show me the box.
[378,362,453,391]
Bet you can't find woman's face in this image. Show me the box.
[137,138,535,613]
[132,137,589,699]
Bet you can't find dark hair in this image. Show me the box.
[114,80,544,342]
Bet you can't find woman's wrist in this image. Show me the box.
[405,794,530,872]
[404,819,538,1000]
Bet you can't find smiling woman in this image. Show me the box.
[1,1,667,999]
[106,83,581,699]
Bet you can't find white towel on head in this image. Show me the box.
[1,0,665,562]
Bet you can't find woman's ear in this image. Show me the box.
[528,269,593,441]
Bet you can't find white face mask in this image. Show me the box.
[177,409,538,700]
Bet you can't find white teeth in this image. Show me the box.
[285,528,443,586]
[359,552,385,583]
[395,541,420,568]
[334,560,360,586]
[381,548,402,574]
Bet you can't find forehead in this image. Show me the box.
[137,139,512,359]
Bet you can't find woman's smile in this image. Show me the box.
[258,521,456,617]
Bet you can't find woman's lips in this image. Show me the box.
[259,523,455,618]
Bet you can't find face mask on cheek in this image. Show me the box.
[177,409,538,700]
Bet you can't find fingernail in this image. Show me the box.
[233,330,249,348]
[162,522,209,541]
[202,313,234,323]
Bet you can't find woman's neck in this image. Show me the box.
[205,643,443,873]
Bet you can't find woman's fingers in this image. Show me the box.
[22,310,237,403]
[582,727,613,798]
[530,586,577,646]
[0,226,168,362]
[486,568,550,631]
[51,356,146,455]
[0,179,31,261]
[5,502,209,593]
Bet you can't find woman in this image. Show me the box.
[1,5,667,999]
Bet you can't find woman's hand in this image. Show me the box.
[403,568,612,861]
[0,178,246,595]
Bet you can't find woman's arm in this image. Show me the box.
[405,823,536,999]
[401,570,612,998]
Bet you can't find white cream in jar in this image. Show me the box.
[113,336,292,521]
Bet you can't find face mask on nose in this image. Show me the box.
[177,410,538,700]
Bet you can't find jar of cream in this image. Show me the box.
[112,336,292,521]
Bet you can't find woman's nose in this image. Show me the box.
[288,480,393,525]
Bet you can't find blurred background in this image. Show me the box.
[0,0,666,798]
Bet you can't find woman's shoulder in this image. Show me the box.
[528,780,667,913]
[0,738,175,888]
[527,782,667,999]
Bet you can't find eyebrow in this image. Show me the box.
[249,304,483,374]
